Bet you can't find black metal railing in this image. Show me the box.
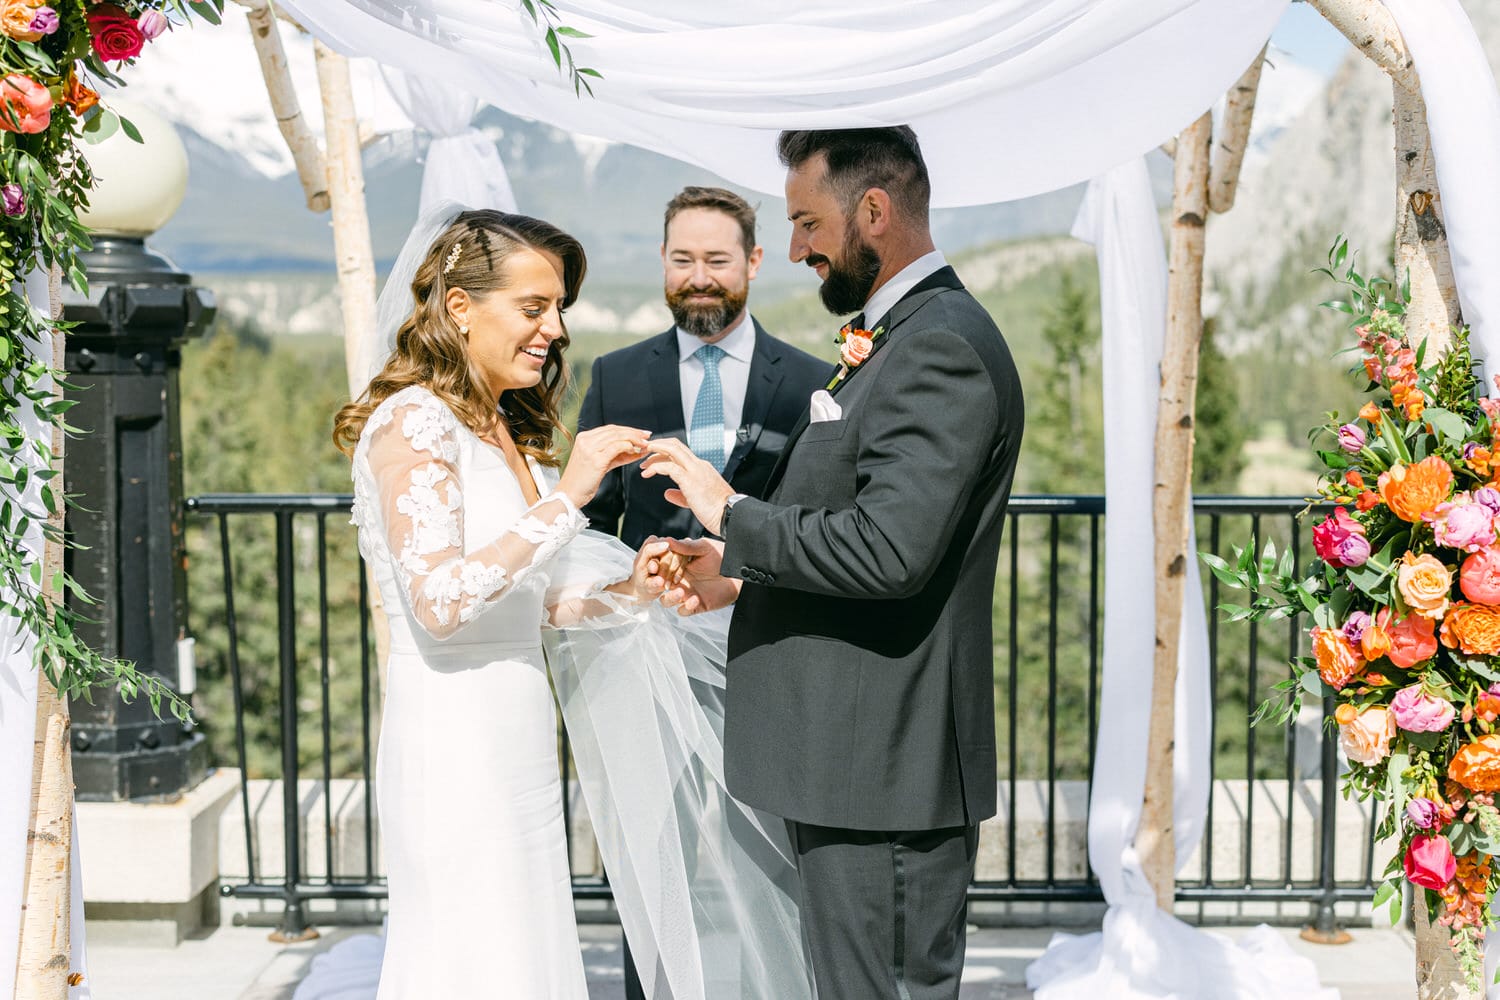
[185,494,1380,937]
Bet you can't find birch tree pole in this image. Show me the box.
[1138,50,1266,912]
[15,273,78,1000]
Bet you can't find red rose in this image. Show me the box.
[1404,834,1457,891]
[88,4,145,61]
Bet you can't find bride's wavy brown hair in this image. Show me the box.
[332,210,587,465]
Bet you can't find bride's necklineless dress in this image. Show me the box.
[351,385,590,999]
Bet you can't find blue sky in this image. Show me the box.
[1270,2,1354,75]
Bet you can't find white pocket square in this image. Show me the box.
[808,389,842,424]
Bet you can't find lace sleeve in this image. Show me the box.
[364,398,586,640]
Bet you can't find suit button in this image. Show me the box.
[740,566,752,576]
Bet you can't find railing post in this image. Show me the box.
[271,510,318,942]
[1303,689,1351,943]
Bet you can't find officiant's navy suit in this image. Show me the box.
[719,264,1024,1000]
[579,319,828,546]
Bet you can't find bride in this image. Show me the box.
[308,206,809,999]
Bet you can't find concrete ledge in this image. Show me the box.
[77,767,240,942]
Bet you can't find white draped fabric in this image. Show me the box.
[379,68,518,218]
[1382,0,1500,380]
[0,269,89,1000]
[1023,157,1330,1000]
[277,0,1289,207]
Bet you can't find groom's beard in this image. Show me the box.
[811,225,882,316]
[666,283,749,339]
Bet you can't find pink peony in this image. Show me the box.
[1385,612,1440,669]
[1390,684,1456,733]
[1313,508,1366,568]
[1461,545,1500,605]
[1428,499,1498,553]
[1404,834,1457,891]
[1407,798,1442,831]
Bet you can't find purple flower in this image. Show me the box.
[1335,533,1371,568]
[1475,486,1500,516]
[2,183,25,218]
[28,6,58,34]
[1342,611,1373,644]
[1407,797,1442,831]
[1337,423,1366,454]
[137,9,169,40]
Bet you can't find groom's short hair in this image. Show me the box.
[777,126,930,227]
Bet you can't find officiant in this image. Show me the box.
[576,185,825,998]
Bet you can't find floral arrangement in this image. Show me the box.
[0,0,224,718]
[827,323,884,390]
[1207,238,1500,989]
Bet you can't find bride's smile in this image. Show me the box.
[445,247,566,396]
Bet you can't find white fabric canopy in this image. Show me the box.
[379,68,518,218]
[278,0,1289,206]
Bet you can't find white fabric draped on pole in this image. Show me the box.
[379,68,518,218]
[1024,158,1330,1000]
[1381,0,1500,381]
[0,269,89,1000]
[277,0,1289,207]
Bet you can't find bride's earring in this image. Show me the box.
[458,323,469,336]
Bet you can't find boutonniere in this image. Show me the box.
[826,324,885,390]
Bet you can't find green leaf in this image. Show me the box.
[119,116,143,144]
[578,67,603,78]
[545,26,561,65]
[556,26,591,38]
[1423,407,1469,443]
[1299,670,1329,699]
[82,110,120,145]
[187,0,221,24]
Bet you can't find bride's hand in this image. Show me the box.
[559,425,651,509]
[649,538,741,615]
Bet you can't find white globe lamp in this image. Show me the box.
[77,98,189,238]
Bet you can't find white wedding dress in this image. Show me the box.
[295,385,810,1000]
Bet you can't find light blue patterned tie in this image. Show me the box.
[689,344,727,472]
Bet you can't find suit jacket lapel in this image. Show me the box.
[722,318,783,483]
[646,329,685,436]
[763,266,965,497]
[827,265,965,398]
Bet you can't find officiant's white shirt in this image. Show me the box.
[860,249,949,330]
[676,310,754,457]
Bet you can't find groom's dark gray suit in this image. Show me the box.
[717,265,1024,999]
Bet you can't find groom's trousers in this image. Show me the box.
[787,821,979,1000]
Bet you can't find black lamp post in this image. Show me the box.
[61,105,215,801]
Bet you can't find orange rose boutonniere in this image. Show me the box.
[827,324,885,391]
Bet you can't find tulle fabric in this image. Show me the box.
[542,532,810,1000]
[295,530,810,1000]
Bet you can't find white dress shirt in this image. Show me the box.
[858,249,949,332]
[677,310,755,459]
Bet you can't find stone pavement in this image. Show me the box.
[82,918,1415,999]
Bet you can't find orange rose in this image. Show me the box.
[840,332,874,368]
[1441,602,1500,656]
[1398,552,1454,619]
[1449,734,1500,791]
[1380,456,1454,522]
[1312,627,1365,690]
[1339,706,1396,765]
[1,0,42,42]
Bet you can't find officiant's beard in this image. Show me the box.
[666,283,749,339]
[813,227,882,316]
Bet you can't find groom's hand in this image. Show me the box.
[646,538,741,616]
[640,438,736,536]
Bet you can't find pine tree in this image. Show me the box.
[1193,316,1247,493]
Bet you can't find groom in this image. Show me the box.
[641,126,1024,1000]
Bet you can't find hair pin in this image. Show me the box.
[443,242,464,275]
